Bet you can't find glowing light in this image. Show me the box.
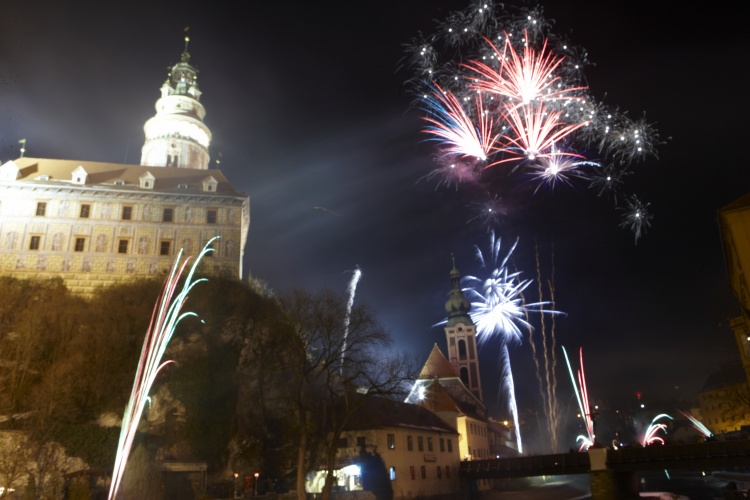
[641,414,673,446]
[341,266,362,373]
[677,409,712,438]
[108,238,217,500]
[563,346,595,451]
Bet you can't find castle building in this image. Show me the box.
[0,38,249,294]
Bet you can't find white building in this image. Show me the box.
[0,37,249,294]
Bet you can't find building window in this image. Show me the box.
[160,241,171,256]
[420,466,426,479]
[387,434,395,449]
[417,437,423,452]
[447,439,453,453]
[122,206,133,220]
[427,437,433,452]
[337,437,348,448]
[118,239,129,254]
[163,208,174,222]
[389,467,396,481]
[407,436,413,451]
[29,236,41,250]
[206,209,217,224]
[74,238,86,252]
[356,436,366,448]
[440,438,445,452]
[409,466,415,480]
[80,204,90,218]
[36,202,47,216]
[445,466,450,478]
[437,466,442,479]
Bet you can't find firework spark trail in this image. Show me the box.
[619,194,652,244]
[563,346,594,450]
[340,266,362,374]
[677,409,712,438]
[108,238,216,500]
[641,414,673,446]
[421,83,499,161]
[463,230,562,453]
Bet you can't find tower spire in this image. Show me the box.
[140,31,211,170]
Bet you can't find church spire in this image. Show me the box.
[443,255,483,401]
[445,254,472,327]
[140,31,212,170]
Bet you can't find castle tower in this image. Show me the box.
[444,256,483,401]
[141,34,212,170]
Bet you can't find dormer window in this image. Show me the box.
[202,176,218,193]
[140,172,155,190]
[36,175,50,181]
[178,183,188,190]
[114,180,126,186]
[72,165,88,185]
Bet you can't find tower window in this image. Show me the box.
[118,239,129,254]
[122,206,133,220]
[458,339,467,360]
[29,236,41,250]
[74,238,86,252]
[80,204,90,218]
[36,202,47,216]
[163,208,174,222]
[206,209,217,224]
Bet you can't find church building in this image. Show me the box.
[0,37,249,294]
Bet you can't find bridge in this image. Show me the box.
[459,440,750,499]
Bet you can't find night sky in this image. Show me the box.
[2,0,749,438]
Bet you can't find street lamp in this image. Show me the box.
[233,472,240,499]
[254,472,259,496]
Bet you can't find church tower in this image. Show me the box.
[444,256,483,401]
[141,34,212,170]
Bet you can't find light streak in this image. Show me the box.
[108,238,216,500]
[527,150,599,193]
[341,266,362,374]
[563,346,595,451]
[677,409,712,438]
[641,414,673,446]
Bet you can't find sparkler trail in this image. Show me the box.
[108,238,216,500]
[619,194,652,244]
[463,230,562,452]
[404,2,660,241]
[341,266,362,374]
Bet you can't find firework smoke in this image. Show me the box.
[108,239,216,500]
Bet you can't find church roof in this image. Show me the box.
[418,344,458,379]
[343,395,457,434]
[1,157,245,196]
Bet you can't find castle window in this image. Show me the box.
[163,208,174,222]
[29,236,41,250]
[74,238,86,252]
[178,183,188,190]
[122,206,133,220]
[388,434,395,449]
[80,204,90,218]
[118,239,129,254]
[36,202,47,216]
[437,466,442,479]
[417,437,423,452]
[114,180,126,186]
[447,439,453,452]
[206,209,217,224]
[389,467,396,481]
[427,437,433,452]
[445,466,450,478]
[420,466,426,479]
[160,241,171,256]
[407,435,413,451]
[410,466,415,480]
[440,438,445,452]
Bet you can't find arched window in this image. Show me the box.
[458,339,467,360]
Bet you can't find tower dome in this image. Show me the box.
[140,34,212,170]
[445,255,473,327]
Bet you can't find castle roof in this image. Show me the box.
[1,157,245,197]
[418,344,458,379]
[343,395,457,434]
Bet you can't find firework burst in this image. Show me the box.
[619,194,652,244]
